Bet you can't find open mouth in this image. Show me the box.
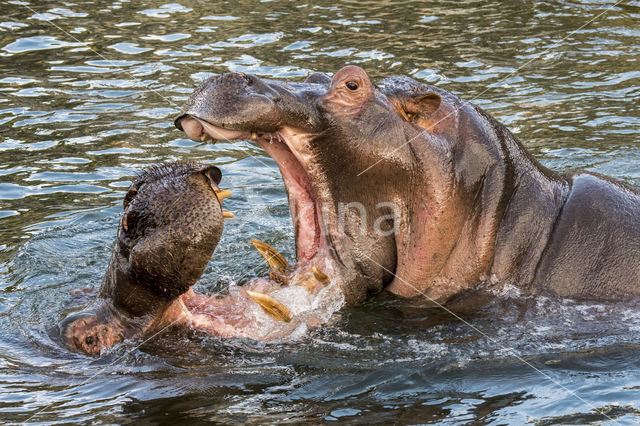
[177,116,327,265]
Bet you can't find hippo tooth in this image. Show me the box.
[292,266,330,293]
[294,272,317,293]
[251,132,257,140]
[312,265,330,284]
[215,189,232,200]
[246,290,291,322]
[251,238,289,274]
[200,133,207,142]
[222,209,234,219]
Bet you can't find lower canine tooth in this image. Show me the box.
[246,291,291,322]
[251,132,257,140]
[251,239,289,274]
[200,134,207,142]
[222,210,234,218]
[292,266,330,293]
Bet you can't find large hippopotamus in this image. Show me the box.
[58,162,313,355]
[176,66,640,307]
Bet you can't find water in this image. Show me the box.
[1,0,639,423]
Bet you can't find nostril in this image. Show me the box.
[85,336,94,345]
[217,72,251,87]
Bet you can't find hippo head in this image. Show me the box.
[176,66,508,305]
[60,162,227,355]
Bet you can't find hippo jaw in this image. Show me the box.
[178,117,334,268]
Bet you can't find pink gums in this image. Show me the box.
[258,136,321,261]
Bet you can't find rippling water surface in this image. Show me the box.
[1,0,639,423]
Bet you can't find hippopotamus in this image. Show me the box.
[175,66,640,307]
[58,162,316,356]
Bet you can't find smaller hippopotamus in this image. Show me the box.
[58,162,231,355]
[59,162,333,356]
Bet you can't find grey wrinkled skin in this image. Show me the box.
[59,162,224,355]
[176,66,640,306]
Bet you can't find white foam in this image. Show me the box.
[213,258,345,341]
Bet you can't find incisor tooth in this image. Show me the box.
[246,290,291,322]
[215,189,232,200]
[296,272,317,293]
[292,266,330,293]
[200,133,207,142]
[222,210,234,218]
[251,132,257,140]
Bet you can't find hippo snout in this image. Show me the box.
[175,72,323,136]
[59,310,125,356]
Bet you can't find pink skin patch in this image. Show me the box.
[258,137,321,261]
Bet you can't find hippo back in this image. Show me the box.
[532,172,640,300]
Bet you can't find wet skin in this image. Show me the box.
[59,162,230,355]
[175,66,640,306]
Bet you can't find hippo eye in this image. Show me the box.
[345,80,359,91]
[85,336,94,345]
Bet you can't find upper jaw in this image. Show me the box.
[174,73,328,136]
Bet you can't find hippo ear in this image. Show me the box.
[395,92,441,123]
[123,185,138,209]
[304,72,331,85]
